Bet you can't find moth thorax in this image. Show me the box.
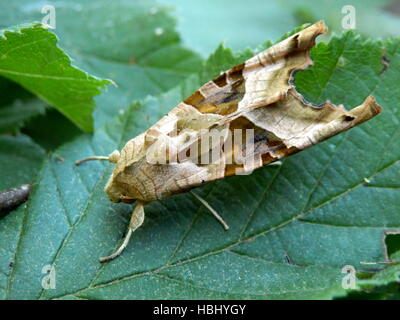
[108,150,120,163]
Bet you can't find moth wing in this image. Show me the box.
[177,20,381,177]
[109,21,381,201]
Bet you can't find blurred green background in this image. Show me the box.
[159,0,400,55]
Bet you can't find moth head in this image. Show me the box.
[104,166,146,203]
[76,149,132,203]
[103,150,141,204]
[104,175,130,203]
[100,150,132,203]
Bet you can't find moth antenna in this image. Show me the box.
[75,150,120,166]
[99,201,145,262]
[75,156,109,165]
[190,191,230,230]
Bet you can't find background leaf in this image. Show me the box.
[284,0,400,40]
[0,78,46,134]
[0,134,45,299]
[0,24,110,132]
[0,0,203,128]
[159,0,400,56]
[20,109,81,151]
[0,99,46,135]
[158,0,297,56]
[0,134,45,191]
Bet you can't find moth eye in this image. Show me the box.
[108,150,120,163]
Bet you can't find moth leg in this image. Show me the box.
[99,201,145,263]
[190,191,230,230]
[75,150,120,165]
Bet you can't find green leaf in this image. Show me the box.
[0,77,46,134]
[2,29,400,299]
[0,0,203,128]
[0,76,32,106]
[285,0,400,39]
[21,109,81,151]
[350,234,400,299]
[0,134,45,191]
[0,99,46,134]
[0,134,45,288]
[0,24,110,132]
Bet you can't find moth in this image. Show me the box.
[76,21,382,262]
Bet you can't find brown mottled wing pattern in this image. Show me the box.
[105,21,381,202]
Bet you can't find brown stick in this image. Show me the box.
[0,184,32,213]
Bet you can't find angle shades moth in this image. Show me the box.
[76,21,382,262]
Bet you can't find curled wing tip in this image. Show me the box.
[365,95,383,115]
[302,20,328,38]
[315,20,328,32]
[348,95,382,125]
[294,20,327,50]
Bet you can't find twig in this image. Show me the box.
[0,184,32,213]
